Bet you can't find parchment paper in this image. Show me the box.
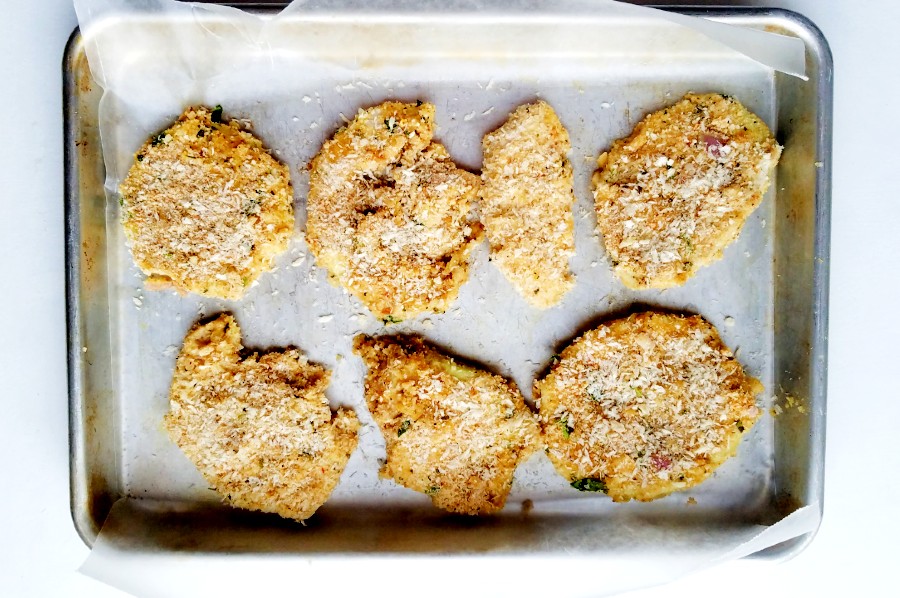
[71,1,818,596]
[80,498,820,598]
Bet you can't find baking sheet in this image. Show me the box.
[66,0,829,596]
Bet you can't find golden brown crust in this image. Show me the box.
[164,314,358,521]
[535,312,763,502]
[307,101,482,321]
[480,101,576,307]
[119,106,294,299]
[592,93,781,289]
[354,335,540,514]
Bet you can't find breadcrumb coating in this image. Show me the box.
[354,335,540,514]
[119,106,293,299]
[165,314,358,521]
[307,101,481,321]
[481,101,576,308]
[592,93,781,289]
[535,312,763,502]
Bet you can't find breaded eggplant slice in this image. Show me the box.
[481,101,576,307]
[592,93,781,288]
[535,312,763,502]
[354,335,539,514]
[307,101,481,321]
[165,314,358,521]
[119,106,293,299]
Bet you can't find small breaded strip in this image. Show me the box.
[165,314,359,521]
[481,101,576,307]
[535,312,763,502]
[592,93,781,289]
[307,101,481,322]
[119,106,293,299]
[354,335,540,515]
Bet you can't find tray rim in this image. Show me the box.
[64,27,91,548]
[64,4,833,559]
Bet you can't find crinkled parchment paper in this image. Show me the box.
[71,0,817,596]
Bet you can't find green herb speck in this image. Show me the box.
[382,314,403,324]
[736,420,745,433]
[425,485,440,496]
[570,478,608,493]
[211,105,224,123]
[242,196,261,216]
[558,416,574,439]
[397,420,411,437]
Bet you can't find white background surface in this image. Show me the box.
[0,1,895,597]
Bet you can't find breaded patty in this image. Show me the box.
[165,314,358,521]
[534,312,762,502]
[307,101,481,322]
[119,106,294,299]
[592,93,781,289]
[354,335,540,515]
[481,101,576,308]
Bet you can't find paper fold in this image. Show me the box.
[80,498,820,598]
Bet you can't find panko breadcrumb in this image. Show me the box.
[165,314,358,521]
[119,106,294,299]
[535,312,763,502]
[354,335,540,515]
[307,101,482,321]
[592,93,781,289]
[481,101,576,308]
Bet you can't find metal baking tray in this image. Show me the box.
[65,2,831,563]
